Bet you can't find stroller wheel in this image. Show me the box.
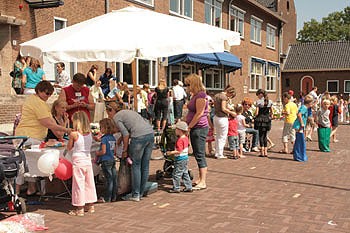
[15,197,27,214]
[156,170,164,180]
[188,170,194,180]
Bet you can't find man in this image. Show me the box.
[54,62,71,91]
[172,79,187,123]
[58,73,94,123]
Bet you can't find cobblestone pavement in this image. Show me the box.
[1,120,350,233]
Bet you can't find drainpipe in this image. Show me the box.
[105,0,109,69]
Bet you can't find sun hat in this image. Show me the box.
[175,121,188,131]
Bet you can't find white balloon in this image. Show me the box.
[37,149,60,175]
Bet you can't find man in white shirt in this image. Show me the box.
[54,62,71,92]
[172,79,187,123]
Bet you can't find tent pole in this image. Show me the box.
[132,60,138,111]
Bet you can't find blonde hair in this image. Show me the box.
[330,95,338,104]
[51,99,67,116]
[322,98,331,106]
[99,118,117,135]
[72,111,91,134]
[158,79,167,90]
[185,74,205,95]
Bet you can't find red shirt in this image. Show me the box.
[228,118,238,137]
[63,85,90,122]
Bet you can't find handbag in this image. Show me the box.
[117,158,132,195]
[9,71,15,78]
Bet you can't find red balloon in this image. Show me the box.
[54,158,73,180]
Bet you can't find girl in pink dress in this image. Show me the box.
[67,111,97,216]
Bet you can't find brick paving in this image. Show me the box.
[1,120,350,233]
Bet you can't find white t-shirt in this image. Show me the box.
[237,114,246,131]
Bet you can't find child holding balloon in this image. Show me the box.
[95,118,118,203]
[67,111,97,216]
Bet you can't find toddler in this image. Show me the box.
[96,118,118,203]
[67,111,97,216]
[227,115,239,159]
[167,121,192,193]
[236,105,249,158]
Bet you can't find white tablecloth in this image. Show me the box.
[24,143,99,177]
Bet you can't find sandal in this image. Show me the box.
[278,150,288,154]
[68,209,84,217]
[85,205,95,213]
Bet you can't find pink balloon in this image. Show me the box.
[54,158,73,180]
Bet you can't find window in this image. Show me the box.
[266,24,276,49]
[250,61,262,90]
[344,80,350,93]
[327,80,339,93]
[250,16,262,44]
[118,59,157,86]
[134,0,154,6]
[203,68,225,89]
[230,6,245,37]
[205,0,222,27]
[170,0,193,18]
[54,17,66,31]
[168,64,195,86]
[266,64,277,91]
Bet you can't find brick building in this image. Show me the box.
[282,41,350,99]
[0,0,296,123]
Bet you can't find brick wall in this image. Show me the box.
[0,95,25,124]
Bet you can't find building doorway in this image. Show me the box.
[301,76,314,95]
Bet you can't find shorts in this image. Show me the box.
[238,130,246,144]
[206,128,215,142]
[282,122,296,143]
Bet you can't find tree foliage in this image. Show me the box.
[297,7,350,42]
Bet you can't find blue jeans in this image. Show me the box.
[173,100,184,120]
[129,133,154,198]
[101,160,117,202]
[189,127,208,168]
[246,127,259,148]
[172,159,192,191]
[228,136,239,150]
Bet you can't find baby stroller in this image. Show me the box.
[155,127,193,180]
[0,134,28,214]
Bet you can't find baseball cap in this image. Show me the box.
[175,121,188,131]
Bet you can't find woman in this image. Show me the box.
[22,58,46,95]
[154,79,169,132]
[99,68,118,98]
[46,99,69,141]
[254,89,273,157]
[107,102,154,202]
[121,82,131,109]
[86,64,98,87]
[15,81,71,196]
[12,53,27,94]
[213,85,237,159]
[185,74,209,190]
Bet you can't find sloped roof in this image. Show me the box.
[283,41,350,72]
[255,0,277,11]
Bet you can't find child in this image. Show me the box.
[95,118,118,203]
[206,96,215,156]
[236,105,249,158]
[329,96,340,143]
[280,92,298,154]
[167,121,192,193]
[90,80,104,103]
[67,111,97,216]
[292,95,313,162]
[227,114,239,159]
[316,99,331,152]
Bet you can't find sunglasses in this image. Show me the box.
[243,103,251,106]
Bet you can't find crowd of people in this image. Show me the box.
[10,56,349,216]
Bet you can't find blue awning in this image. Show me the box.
[168,52,242,72]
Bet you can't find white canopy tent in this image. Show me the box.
[20,6,240,108]
[20,6,240,63]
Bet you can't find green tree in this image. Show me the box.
[297,6,350,42]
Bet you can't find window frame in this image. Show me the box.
[169,0,193,19]
[250,16,262,45]
[203,68,225,90]
[265,64,277,92]
[168,64,196,86]
[344,80,350,93]
[230,5,245,38]
[266,23,276,49]
[327,80,339,93]
[204,0,223,27]
[132,0,154,7]
[249,60,263,91]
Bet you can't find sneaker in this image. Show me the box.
[215,155,227,159]
[168,189,181,193]
[121,194,140,202]
[182,188,193,193]
[97,197,106,203]
[251,147,259,152]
